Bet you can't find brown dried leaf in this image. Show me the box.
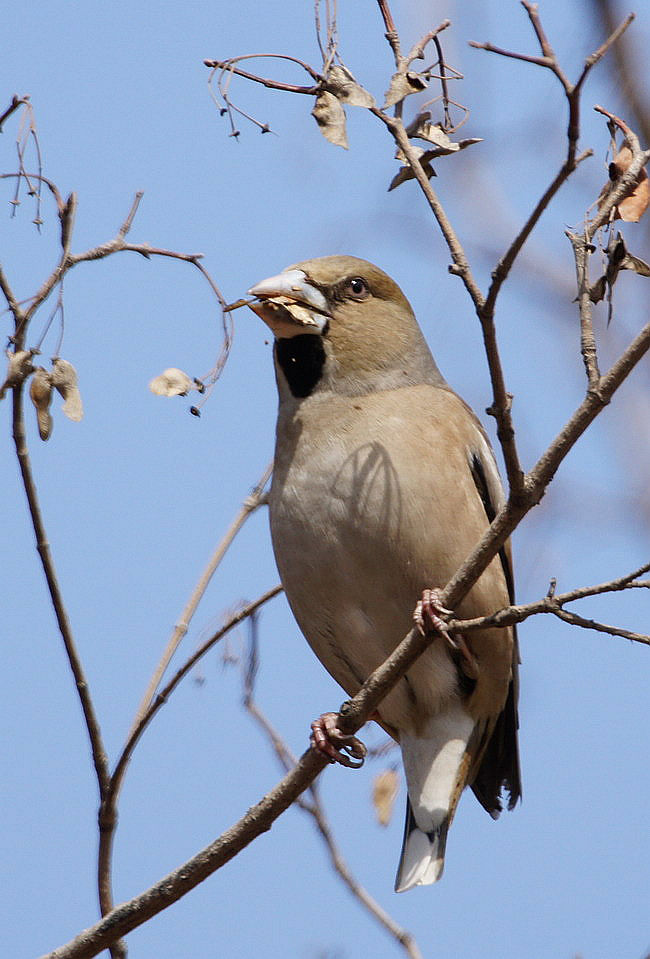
[588,275,608,304]
[388,147,437,192]
[29,367,53,441]
[311,90,348,149]
[405,112,483,156]
[598,144,650,223]
[619,175,650,222]
[372,768,399,827]
[0,349,35,399]
[588,231,650,318]
[149,367,195,397]
[51,357,83,422]
[325,64,375,108]
[620,250,650,276]
[383,71,428,109]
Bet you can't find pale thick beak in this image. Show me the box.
[247,269,330,338]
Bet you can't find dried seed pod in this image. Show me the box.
[29,367,54,440]
[0,349,35,399]
[149,367,194,397]
[51,357,83,422]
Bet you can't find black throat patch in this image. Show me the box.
[275,334,326,398]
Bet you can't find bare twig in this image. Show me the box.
[11,388,110,798]
[243,619,423,959]
[130,460,273,734]
[95,584,283,939]
[204,55,321,95]
[449,562,650,645]
[567,230,601,386]
[100,462,273,918]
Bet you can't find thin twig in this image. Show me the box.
[448,562,650,645]
[129,461,273,735]
[95,584,283,939]
[11,388,110,797]
[102,462,273,916]
[243,620,423,959]
[0,94,30,131]
[567,230,601,386]
[204,55,321,95]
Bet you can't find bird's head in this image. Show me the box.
[248,255,443,399]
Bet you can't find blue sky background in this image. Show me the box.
[2,2,650,958]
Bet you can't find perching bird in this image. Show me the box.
[248,255,521,891]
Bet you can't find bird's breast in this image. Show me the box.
[269,390,470,729]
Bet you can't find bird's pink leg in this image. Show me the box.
[310,712,367,768]
[414,588,479,679]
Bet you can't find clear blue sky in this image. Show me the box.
[2,2,650,958]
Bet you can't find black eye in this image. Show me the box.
[346,276,369,299]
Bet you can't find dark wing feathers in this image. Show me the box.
[468,451,522,817]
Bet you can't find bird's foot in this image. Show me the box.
[414,588,479,679]
[414,588,453,634]
[310,712,367,768]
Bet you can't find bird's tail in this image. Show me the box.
[394,704,475,892]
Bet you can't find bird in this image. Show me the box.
[247,255,521,891]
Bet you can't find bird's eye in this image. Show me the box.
[346,276,369,299]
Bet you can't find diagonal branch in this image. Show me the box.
[243,619,423,959]
[129,461,273,735]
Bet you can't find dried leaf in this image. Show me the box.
[325,64,375,108]
[620,250,650,276]
[588,275,607,304]
[587,231,650,317]
[149,367,194,397]
[51,357,83,422]
[388,147,437,192]
[29,367,53,441]
[405,112,483,156]
[598,144,650,223]
[372,768,399,827]
[619,176,650,222]
[383,70,428,109]
[311,90,348,149]
[0,349,35,399]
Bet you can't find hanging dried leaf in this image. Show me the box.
[149,367,195,397]
[405,112,483,156]
[383,71,428,109]
[29,367,53,441]
[325,64,376,108]
[372,768,399,827]
[0,349,35,399]
[597,144,650,223]
[388,147,437,192]
[51,357,83,422]
[588,275,608,305]
[588,231,650,325]
[311,90,348,149]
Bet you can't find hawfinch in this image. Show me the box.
[248,255,521,891]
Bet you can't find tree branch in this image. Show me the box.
[129,461,273,735]
[243,620,423,959]
[11,387,110,798]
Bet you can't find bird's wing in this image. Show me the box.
[466,427,522,816]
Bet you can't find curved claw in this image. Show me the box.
[414,588,479,679]
[414,588,453,634]
[310,712,367,768]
